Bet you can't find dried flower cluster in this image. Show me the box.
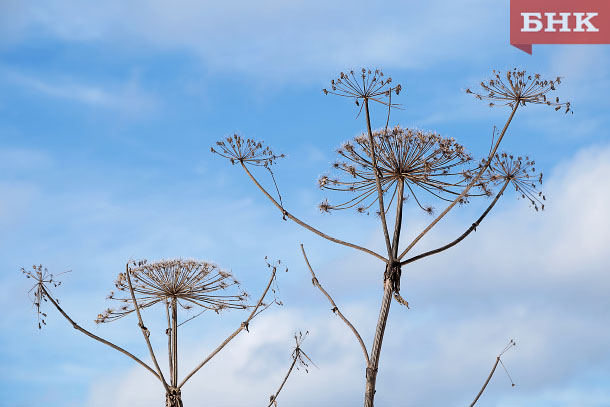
[211,135,284,167]
[484,153,546,211]
[22,265,67,329]
[466,69,571,112]
[322,68,402,107]
[96,259,248,323]
[318,126,480,214]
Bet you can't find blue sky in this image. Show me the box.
[1,1,609,406]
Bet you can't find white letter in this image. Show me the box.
[544,12,571,32]
[521,12,543,32]
[573,12,599,32]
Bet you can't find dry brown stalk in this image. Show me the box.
[214,67,567,406]
[469,340,516,407]
[301,244,370,366]
[22,258,292,407]
[268,331,315,407]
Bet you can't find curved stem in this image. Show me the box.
[301,244,370,366]
[397,104,519,260]
[179,266,278,388]
[240,162,388,263]
[125,264,170,392]
[401,180,510,266]
[267,354,298,407]
[469,357,500,407]
[40,285,161,381]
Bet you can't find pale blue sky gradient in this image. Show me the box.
[1,1,609,406]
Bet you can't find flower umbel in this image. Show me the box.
[322,68,402,107]
[211,135,284,167]
[96,259,248,323]
[484,152,546,211]
[318,126,480,214]
[21,265,68,329]
[466,69,571,112]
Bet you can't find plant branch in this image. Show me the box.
[179,265,278,388]
[301,244,370,366]
[469,340,516,407]
[364,98,393,259]
[240,162,388,263]
[401,179,510,266]
[39,285,161,381]
[398,104,519,260]
[125,263,170,392]
[267,354,298,407]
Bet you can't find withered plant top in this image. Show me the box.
[467,69,571,112]
[322,68,402,107]
[318,126,481,214]
[211,135,284,167]
[483,152,545,211]
[96,259,248,323]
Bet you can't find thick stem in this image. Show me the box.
[165,387,183,407]
[364,279,394,407]
[172,297,178,386]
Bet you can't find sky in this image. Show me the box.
[1,1,609,406]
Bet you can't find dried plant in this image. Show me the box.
[22,258,305,407]
[215,67,569,406]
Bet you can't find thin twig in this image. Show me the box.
[179,265,279,388]
[301,244,370,366]
[267,354,297,407]
[240,162,388,263]
[39,285,161,381]
[401,180,510,266]
[364,98,393,259]
[469,340,516,407]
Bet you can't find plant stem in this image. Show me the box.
[364,279,393,407]
[124,263,170,392]
[40,285,161,380]
[239,162,388,263]
[172,297,178,387]
[397,103,519,260]
[401,180,510,266]
[364,98,393,258]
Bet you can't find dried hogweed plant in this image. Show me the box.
[214,67,569,406]
[23,258,305,407]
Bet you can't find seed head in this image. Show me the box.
[483,152,546,211]
[319,126,480,214]
[211,135,284,168]
[322,68,402,108]
[466,69,571,113]
[96,259,248,323]
[21,265,69,329]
